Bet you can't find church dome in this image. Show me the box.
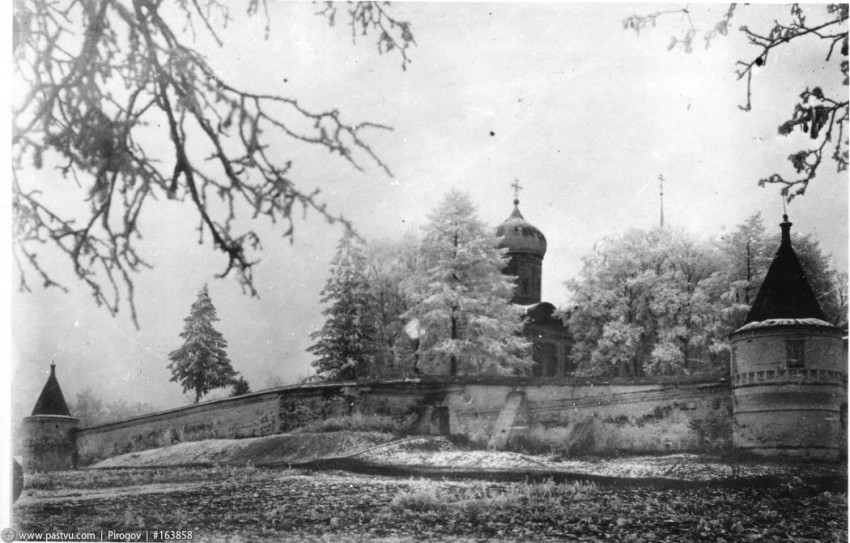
[496,200,547,257]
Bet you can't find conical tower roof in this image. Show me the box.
[31,363,72,417]
[744,215,826,324]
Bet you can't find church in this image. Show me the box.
[495,191,572,378]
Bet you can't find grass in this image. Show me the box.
[14,467,846,541]
[24,464,297,491]
[389,477,598,513]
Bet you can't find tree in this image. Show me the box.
[12,0,415,326]
[717,213,773,310]
[624,4,848,200]
[68,388,157,425]
[308,231,379,381]
[101,397,158,422]
[363,233,424,377]
[567,218,843,377]
[68,388,105,427]
[567,228,725,377]
[168,285,237,402]
[781,230,841,323]
[402,191,531,376]
[716,213,844,326]
[230,376,251,397]
[834,271,849,326]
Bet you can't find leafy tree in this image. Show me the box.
[101,397,158,422]
[567,218,843,377]
[624,4,848,200]
[781,231,842,324]
[363,234,423,377]
[168,284,237,402]
[68,388,104,427]
[835,271,849,326]
[402,191,531,376]
[308,231,378,381]
[567,228,724,377]
[12,0,415,326]
[68,388,157,425]
[230,376,251,397]
[716,213,773,310]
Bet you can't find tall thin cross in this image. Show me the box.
[658,174,665,228]
[511,179,522,205]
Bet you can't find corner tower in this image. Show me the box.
[22,364,79,471]
[496,194,547,305]
[729,215,846,460]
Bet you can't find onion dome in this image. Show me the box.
[744,215,827,324]
[31,363,72,417]
[496,199,547,257]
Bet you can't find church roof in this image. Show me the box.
[744,215,827,324]
[736,318,835,332]
[521,302,563,327]
[31,364,72,417]
[496,200,547,257]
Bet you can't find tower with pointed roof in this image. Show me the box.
[730,216,846,460]
[22,364,79,471]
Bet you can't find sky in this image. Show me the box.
[10,2,849,418]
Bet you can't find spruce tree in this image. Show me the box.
[308,231,378,381]
[230,376,251,397]
[403,190,531,375]
[168,285,237,403]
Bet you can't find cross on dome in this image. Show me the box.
[511,179,523,205]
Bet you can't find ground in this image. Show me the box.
[12,435,849,542]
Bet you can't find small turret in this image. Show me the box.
[22,364,79,472]
[730,216,845,460]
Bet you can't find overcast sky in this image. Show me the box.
[11,2,848,417]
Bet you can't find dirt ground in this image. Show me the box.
[11,435,847,542]
[13,454,848,542]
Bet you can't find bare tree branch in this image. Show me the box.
[624,3,848,202]
[12,0,415,327]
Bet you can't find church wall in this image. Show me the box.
[73,376,729,465]
[75,380,447,465]
[448,380,729,454]
[76,390,282,465]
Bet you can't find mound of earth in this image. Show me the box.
[92,431,394,468]
[353,436,551,470]
[91,433,847,485]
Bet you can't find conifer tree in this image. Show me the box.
[308,231,378,381]
[168,285,237,403]
[230,376,251,397]
[403,190,531,375]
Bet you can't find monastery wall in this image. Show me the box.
[76,390,282,465]
[449,377,729,453]
[74,376,729,466]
